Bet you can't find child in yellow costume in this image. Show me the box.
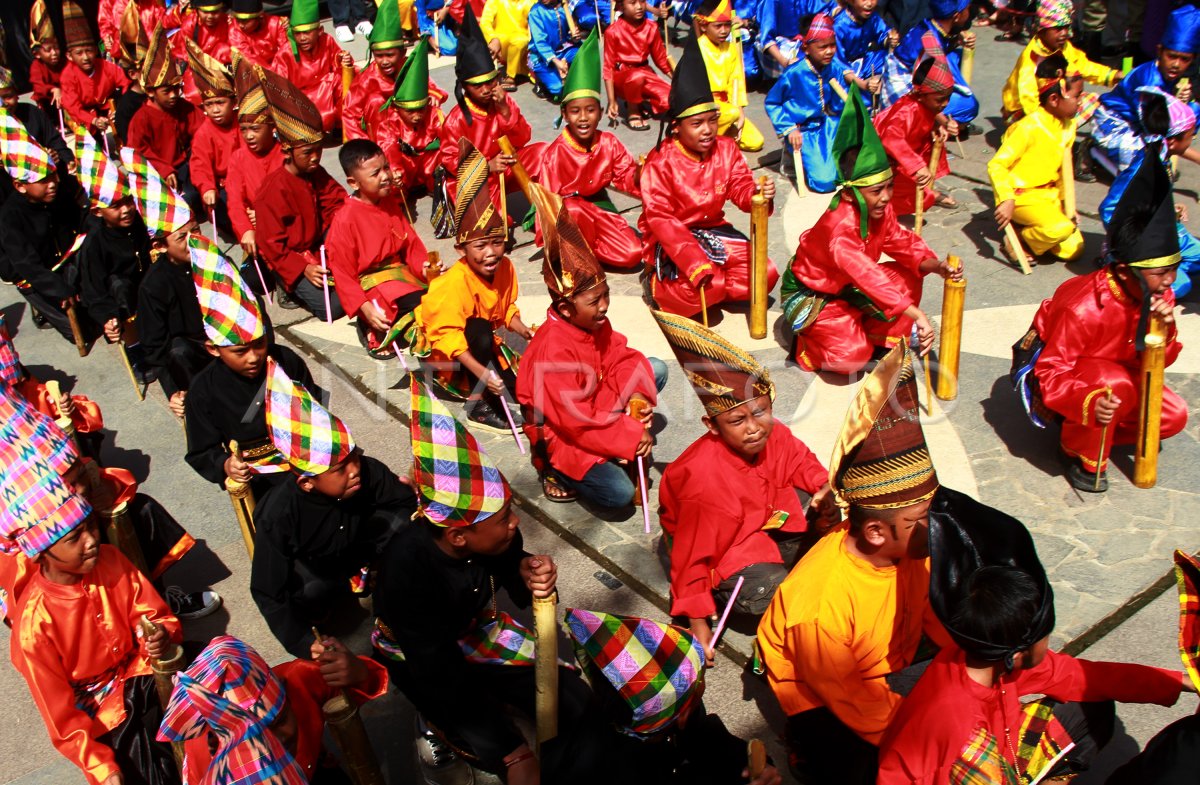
[694,0,763,152]
[481,0,536,89]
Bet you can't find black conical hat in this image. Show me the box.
[667,36,719,121]
[1108,149,1181,269]
[455,6,499,86]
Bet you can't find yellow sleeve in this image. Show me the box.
[1016,54,1042,119]
[1066,44,1118,86]
[988,120,1031,203]
[420,272,474,360]
[480,0,499,41]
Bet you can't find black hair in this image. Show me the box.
[948,565,1042,655]
[798,14,817,37]
[338,138,385,176]
[695,0,722,18]
[1140,92,1172,137]
[838,145,861,178]
[913,55,935,87]
[1034,53,1079,104]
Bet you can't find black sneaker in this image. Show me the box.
[31,309,50,329]
[466,400,509,433]
[165,586,223,620]
[276,285,301,310]
[1066,462,1107,493]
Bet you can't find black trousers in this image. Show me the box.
[785,707,878,785]
[95,675,181,785]
[163,336,212,397]
[463,316,517,399]
[712,529,814,616]
[20,287,88,345]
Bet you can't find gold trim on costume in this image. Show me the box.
[676,102,721,120]
[1129,252,1183,269]
[464,69,502,85]
[844,168,895,188]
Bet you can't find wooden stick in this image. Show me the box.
[533,594,559,746]
[830,79,849,102]
[923,354,933,415]
[1134,317,1167,488]
[935,255,965,401]
[748,739,767,779]
[341,64,354,144]
[1061,144,1076,222]
[954,135,966,161]
[749,175,769,340]
[1003,223,1032,275]
[139,616,186,772]
[226,441,257,558]
[699,285,708,328]
[319,245,333,325]
[65,301,89,357]
[960,45,974,85]
[792,148,810,196]
[629,398,652,534]
[1095,388,1111,492]
[915,137,943,236]
[914,185,925,236]
[116,322,146,401]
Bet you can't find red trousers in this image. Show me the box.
[613,66,671,115]
[649,238,779,317]
[1058,358,1188,472]
[563,198,641,269]
[792,299,913,374]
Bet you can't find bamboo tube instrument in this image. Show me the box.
[497,135,564,223]
[533,593,559,746]
[313,629,386,785]
[43,380,79,448]
[915,136,943,236]
[1003,223,1033,275]
[426,250,442,281]
[138,616,186,771]
[748,739,767,779]
[341,64,354,143]
[749,176,770,340]
[106,501,150,576]
[1061,144,1076,222]
[960,45,974,85]
[1133,317,1167,488]
[118,319,145,401]
[699,285,709,328]
[936,255,966,400]
[66,301,89,357]
[226,441,258,558]
[792,147,810,196]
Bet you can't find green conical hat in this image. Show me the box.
[385,37,430,109]
[831,83,893,238]
[370,0,405,51]
[289,0,321,31]
[561,26,601,104]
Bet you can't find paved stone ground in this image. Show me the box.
[3,15,1200,785]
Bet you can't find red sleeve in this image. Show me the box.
[98,0,121,54]
[648,22,672,75]
[826,217,915,318]
[439,110,465,173]
[607,134,640,197]
[723,139,770,215]
[1021,651,1183,707]
[190,124,218,197]
[324,207,366,317]
[316,171,348,228]
[779,427,827,494]
[640,152,708,282]
[255,176,314,287]
[59,68,97,129]
[602,26,616,82]
[106,60,132,92]
[499,97,532,148]
[225,150,253,239]
[30,62,58,104]
[1033,299,1107,423]
[126,107,174,178]
[171,16,195,59]
[665,493,740,619]
[341,72,371,140]
[877,100,927,177]
[879,209,937,275]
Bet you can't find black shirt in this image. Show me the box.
[115,89,148,145]
[78,213,152,325]
[137,255,205,397]
[0,189,83,296]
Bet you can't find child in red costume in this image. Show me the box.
[603,0,674,128]
[185,40,240,240]
[226,54,285,263]
[272,0,355,136]
[172,0,233,104]
[228,0,290,68]
[59,2,130,136]
[378,39,447,195]
[28,3,65,114]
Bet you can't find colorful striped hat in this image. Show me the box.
[829,344,939,510]
[564,608,706,737]
[265,359,356,476]
[232,50,270,123]
[0,384,78,477]
[75,132,128,208]
[158,635,306,785]
[120,146,193,237]
[533,187,606,301]
[913,35,955,95]
[1036,0,1072,29]
[0,315,20,387]
[0,67,13,91]
[651,309,774,417]
[255,64,325,146]
[29,0,56,49]
[62,0,95,49]
[410,377,511,527]
[453,138,506,244]
[142,22,183,90]
[803,12,836,43]
[189,235,265,347]
[696,0,732,24]
[1174,550,1200,694]
[0,110,55,183]
[186,37,235,99]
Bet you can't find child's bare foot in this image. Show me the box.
[932,190,959,208]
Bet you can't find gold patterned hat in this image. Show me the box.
[452,138,506,244]
[142,22,183,90]
[255,64,324,146]
[233,50,270,122]
[186,38,235,99]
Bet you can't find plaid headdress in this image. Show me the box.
[190,235,265,346]
[1036,0,1072,29]
[186,38,235,99]
[142,22,182,90]
[29,0,56,49]
[265,359,356,476]
[0,67,13,91]
[121,146,192,237]
[0,315,20,387]
[158,635,306,785]
[115,0,150,69]
[0,110,55,183]
[803,12,835,44]
[1136,86,1196,140]
[564,609,706,737]
[530,184,605,301]
[913,32,954,94]
[62,0,95,49]
[255,64,324,146]
[410,377,511,527]
[651,309,774,417]
[75,132,128,208]
[0,384,78,477]
[1174,550,1200,694]
[233,50,270,123]
[453,138,506,244]
[829,344,938,509]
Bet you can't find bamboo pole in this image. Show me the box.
[66,301,89,357]
[322,695,386,785]
[960,45,974,85]
[533,593,559,746]
[1003,223,1033,275]
[749,175,769,340]
[748,739,767,779]
[117,319,145,401]
[496,135,534,194]
[1095,388,1111,492]
[792,148,810,196]
[935,255,965,400]
[564,5,580,38]
[1061,144,1076,222]
[226,441,257,558]
[915,137,942,236]
[1133,317,1167,488]
[138,616,186,772]
[699,285,709,328]
[341,64,354,143]
[106,501,150,576]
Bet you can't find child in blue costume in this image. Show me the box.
[528,0,584,99]
[882,0,979,126]
[830,0,896,102]
[757,0,829,79]
[417,0,462,55]
[1091,4,1200,173]
[765,12,848,193]
[1099,87,1200,298]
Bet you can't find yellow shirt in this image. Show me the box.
[755,525,947,743]
[481,0,534,43]
[988,107,1076,203]
[417,257,520,361]
[1001,39,1117,119]
[698,34,748,108]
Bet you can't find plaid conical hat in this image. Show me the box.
[142,22,183,90]
[564,609,706,737]
[189,235,265,346]
[532,186,605,301]
[832,83,893,238]
[185,37,235,99]
[829,343,938,510]
[384,37,431,110]
[562,27,601,104]
[233,50,270,122]
[0,384,78,477]
[62,0,95,49]
[410,377,511,527]
[115,0,149,68]
[650,309,774,417]
[913,32,954,94]
[265,359,356,476]
[75,131,128,208]
[121,146,193,236]
[370,0,406,51]
[0,67,13,91]
[0,110,55,183]
[29,0,56,48]
[668,36,718,121]
[0,315,20,387]
[254,64,324,146]
[802,11,835,42]
[453,138,506,244]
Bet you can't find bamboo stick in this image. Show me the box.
[935,255,965,401]
[1133,317,1167,488]
[106,501,149,576]
[1061,144,1076,222]
[748,739,767,779]
[139,616,186,772]
[699,285,709,328]
[1003,223,1033,275]
[226,441,258,558]
[915,137,942,236]
[960,46,974,85]
[792,148,810,196]
[496,135,534,194]
[66,301,89,357]
[749,176,770,340]
[1095,388,1111,492]
[341,64,354,143]
[533,594,559,746]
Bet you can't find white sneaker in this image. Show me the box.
[355,19,374,37]
[414,716,474,785]
[335,24,355,43]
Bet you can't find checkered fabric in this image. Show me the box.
[1174,550,1200,694]
[410,377,511,527]
[803,12,835,43]
[0,315,20,387]
[0,67,13,91]
[264,358,355,476]
[1037,0,1072,29]
[158,635,306,785]
[459,611,537,665]
[0,384,79,477]
[914,53,955,94]
[564,608,705,737]
[189,235,265,346]
[120,146,192,237]
[947,699,1074,784]
[74,131,127,208]
[0,110,55,183]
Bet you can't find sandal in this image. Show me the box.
[626,115,650,131]
[932,191,959,208]
[542,474,577,503]
[501,76,517,92]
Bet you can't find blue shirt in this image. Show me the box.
[765,55,850,135]
[528,1,579,65]
[757,0,830,45]
[1098,61,1200,125]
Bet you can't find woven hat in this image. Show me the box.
[1136,86,1196,139]
[0,384,78,477]
[185,37,235,99]
[452,138,506,244]
[115,0,150,69]
[928,487,1055,669]
[385,37,431,110]
[190,235,265,347]
[668,36,719,121]
[803,12,835,43]
[370,0,406,51]
[695,0,732,24]
[0,67,13,91]
[1036,0,1072,29]
[832,84,894,238]
[142,22,183,90]
[410,377,511,527]
[531,185,606,301]
[564,608,706,738]
[562,27,601,105]
[231,0,265,19]
[233,50,270,122]
[1174,550,1200,694]
[62,0,95,49]
[265,358,356,476]
[0,111,56,184]
[289,0,321,31]
[158,636,307,785]
[255,64,325,146]
[651,309,774,417]
[913,53,955,95]
[74,131,128,208]
[1163,4,1200,54]
[120,146,193,237]
[29,0,56,49]
[829,344,938,510]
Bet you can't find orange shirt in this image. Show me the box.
[417,257,520,362]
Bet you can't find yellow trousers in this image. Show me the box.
[1013,187,1084,261]
[717,100,764,152]
[496,34,529,77]
[397,0,417,32]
